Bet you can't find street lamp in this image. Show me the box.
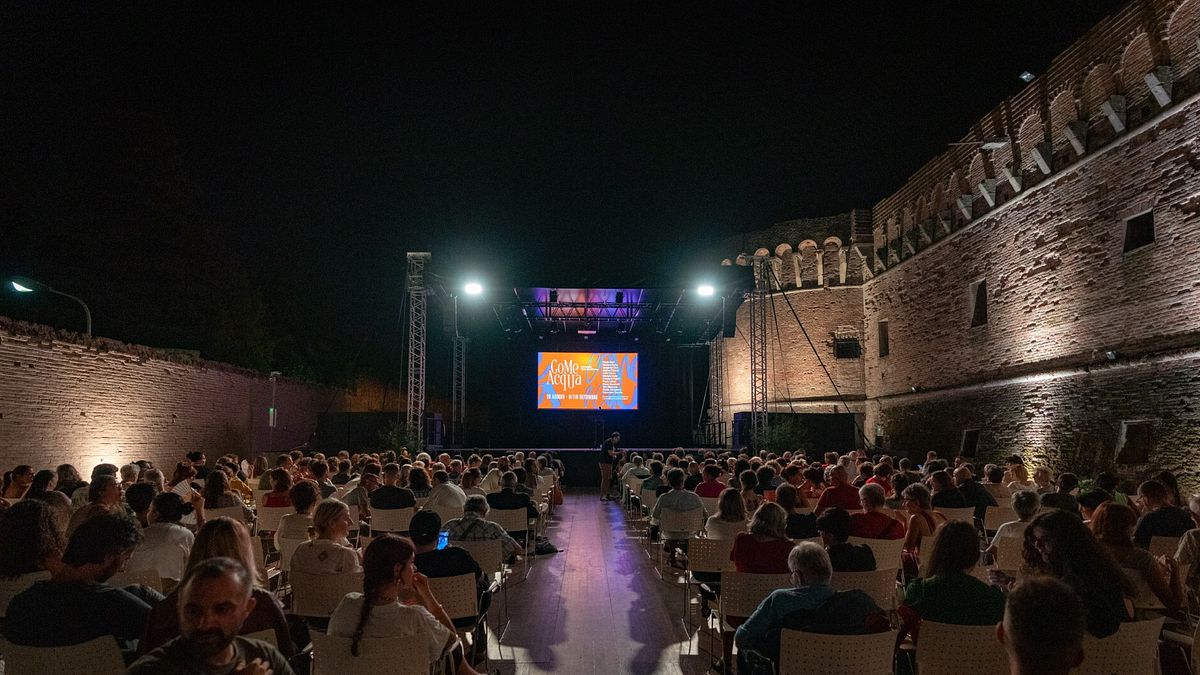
[697,284,715,296]
[464,281,483,296]
[9,275,93,336]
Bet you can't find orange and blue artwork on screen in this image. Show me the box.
[537,352,638,410]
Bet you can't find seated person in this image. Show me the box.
[371,463,417,510]
[445,496,523,563]
[291,500,363,574]
[694,464,727,498]
[309,459,338,499]
[998,577,1085,675]
[731,503,793,573]
[141,517,296,657]
[460,468,487,497]
[328,535,484,675]
[650,468,706,541]
[777,484,817,539]
[128,557,294,674]
[704,488,748,540]
[275,480,320,548]
[202,469,253,522]
[1133,479,1194,548]
[124,481,156,528]
[901,521,1003,640]
[849,484,905,540]
[485,471,538,541]
[4,512,149,662]
[815,508,876,571]
[410,511,491,658]
[65,474,125,537]
[330,459,354,485]
[261,468,293,508]
[684,462,704,491]
[813,465,861,515]
[342,464,381,525]
[1091,502,1181,610]
[985,489,1040,560]
[1039,472,1081,515]
[407,467,433,499]
[928,470,968,509]
[734,542,884,673]
[0,498,66,578]
[425,470,468,515]
[128,492,197,586]
[981,464,1012,501]
[953,466,997,525]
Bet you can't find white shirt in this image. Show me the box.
[425,482,467,512]
[480,469,502,493]
[990,520,1029,545]
[328,592,451,666]
[274,512,313,548]
[704,516,747,540]
[290,538,362,575]
[128,522,194,581]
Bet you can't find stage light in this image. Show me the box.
[697,284,715,296]
[11,280,34,292]
[464,281,483,296]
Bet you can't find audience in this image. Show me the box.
[202,469,253,521]
[981,464,1011,501]
[142,517,295,657]
[776,484,817,539]
[731,503,793,573]
[2,464,33,499]
[0,498,66,578]
[410,510,491,657]
[1091,501,1180,610]
[125,481,158,528]
[291,500,362,574]
[327,535,483,675]
[704,488,748,540]
[425,469,468,515]
[262,468,293,508]
[407,466,433,498]
[650,467,706,540]
[445,495,524,562]
[985,490,1040,560]
[694,464,726,498]
[738,470,763,512]
[4,513,148,662]
[66,473,125,536]
[815,508,875,571]
[901,521,1002,640]
[928,470,967,509]
[371,463,417,509]
[275,480,320,548]
[343,464,382,523]
[129,557,294,674]
[813,465,861,514]
[952,466,996,524]
[999,577,1086,675]
[128,492,198,585]
[55,463,87,498]
[1133,479,1193,548]
[1039,472,1080,514]
[900,482,945,569]
[734,542,884,673]
[485,471,539,541]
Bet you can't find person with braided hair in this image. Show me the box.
[328,534,485,674]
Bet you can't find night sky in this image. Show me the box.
[2,2,1127,385]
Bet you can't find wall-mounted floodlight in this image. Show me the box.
[464,282,483,296]
[11,280,34,292]
[697,284,715,297]
[1019,71,1035,83]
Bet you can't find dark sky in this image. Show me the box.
[1,1,1126,382]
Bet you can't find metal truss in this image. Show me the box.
[405,252,431,440]
[709,335,725,445]
[748,256,770,447]
[451,334,467,446]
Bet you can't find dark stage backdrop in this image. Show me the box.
[463,337,705,449]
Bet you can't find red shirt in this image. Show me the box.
[263,492,292,508]
[865,475,892,496]
[849,511,906,540]
[730,532,793,573]
[815,483,861,512]
[694,480,726,498]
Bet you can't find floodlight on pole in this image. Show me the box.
[8,275,93,336]
[697,284,715,297]
[464,281,483,296]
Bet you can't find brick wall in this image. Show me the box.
[721,285,865,416]
[0,317,343,477]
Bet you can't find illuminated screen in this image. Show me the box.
[537,352,639,410]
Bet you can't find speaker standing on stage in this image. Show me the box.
[599,432,620,501]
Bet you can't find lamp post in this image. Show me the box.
[9,275,93,336]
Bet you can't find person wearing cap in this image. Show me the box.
[411,510,493,660]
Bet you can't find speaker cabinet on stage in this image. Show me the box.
[731,411,751,448]
[423,412,443,446]
[723,298,738,338]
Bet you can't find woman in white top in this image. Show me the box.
[704,488,748,540]
[329,535,483,675]
[985,489,1041,560]
[290,499,362,574]
[1006,464,1036,492]
[459,468,487,497]
[128,492,197,585]
[275,480,320,548]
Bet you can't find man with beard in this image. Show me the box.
[128,557,293,674]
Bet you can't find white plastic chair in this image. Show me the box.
[656,508,706,568]
[310,632,434,675]
[427,503,464,527]
[848,536,904,572]
[205,505,248,523]
[778,628,897,675]
[935,507,975,524]
[982,506,1018,532]
[290,571,363,619]
[830,569,900,611]
[1076,616,1165,675]
[0,635,125,675]
[916,620,1008,675]
[369,507,415,534]
[255,505,291,533]
[0,570,50,619]
[682,537,734,621]
[427,573,489,668]
[278,535,307,573]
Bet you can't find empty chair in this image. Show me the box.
[1075,616,1165,675]
[291,571,363,619]
[310,633,433,675]
[778,628,898,675]
[917,620,1009,675]
[0,635,126,675]
[0,570,50,619]
[830,569,900,612]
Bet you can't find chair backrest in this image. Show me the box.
[0,635,126,675]
[916,620,1008,675]
[848,536,904,572]
[278,535,307,573]
[490,508,530,535]
[455,539,504,576]
[205,505,247,523]
[994,536,1024,570]
[687,537,736,574]
[626,475,644,494]
[658,507,705,535]
[719,571,792,619]
[829,569,899,611]
[640,487,658,512]
[935,507,975,524]
[108,568,162,593]
[252,489,270,506]
[1076,616,1165,675]
[413,497,427,511]
[370,507,415,533]
[291,571,363,618]
[1149,535,1181,558]
[982,506,1018,532]
[700,497,720,515]
[310,632,431,675]
[778,628,897,675]
[256,505,291,532]
[243,628,277,646]
[0,570,50,619]
[426,573,479,623]
[427,503,464,526]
